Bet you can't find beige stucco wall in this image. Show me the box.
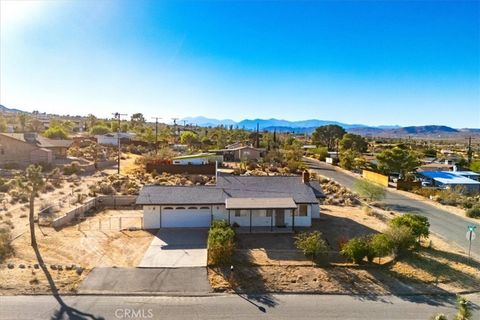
[0,134,38,167]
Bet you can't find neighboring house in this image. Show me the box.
[137,172,324,230]
[214,145,266,162]
[225,142,244,150]
[0,132,72,168]
[172,153,223,165]
[95,132,135,146]
[418,171,480,193]
[418,162,455,172]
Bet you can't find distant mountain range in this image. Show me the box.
[0,104,24,113]
[181,116,396,130]
[181,116,479,138]
[1,105,477,138]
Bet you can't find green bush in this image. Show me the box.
[208,222,235,266]
[466,206,480,219]
[63,162,81,175]
[390,214,430,240]
[354,179,386,202]
[341,237,369,264]
[0,227,14,263]
[384,225,416,258]
[294,231,329,264]
[43,127,68,140]
[370,233,393,262]
[90,125,111,135]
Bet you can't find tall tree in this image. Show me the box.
[376,147,420,178]
[17,113,29,132]
[312,125,346,151]
[339,133,368,153]
[21,165,45,246]
[130,113,146,129]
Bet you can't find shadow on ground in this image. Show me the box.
[32,241,105,320]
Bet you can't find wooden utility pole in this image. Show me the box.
[113,112,127,174]
[151,117,162,154]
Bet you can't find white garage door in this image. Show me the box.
[161,207,211,228]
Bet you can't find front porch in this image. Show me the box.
[235,226,300,234]
[225,197,309,233]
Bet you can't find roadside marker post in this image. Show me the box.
[467,225,477,259]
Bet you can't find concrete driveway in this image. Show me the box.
[139,228,208,268]
[79,267,212,294]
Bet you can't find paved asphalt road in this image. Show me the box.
[304,158,480,259]
[1,294,479,320]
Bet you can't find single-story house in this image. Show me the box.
[418,171,480,193]
[137,172,324,230]
[95,132,136,146]
[172,153,223,165]
[0,132,72,168]
[214,145,266,162]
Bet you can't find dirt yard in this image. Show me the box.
[0,209,154,295]
[209,205,480,294]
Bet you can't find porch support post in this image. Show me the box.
[228,209,231,225]
[270,210,273,232]
[292,209,295,232]
[249,209,252,233]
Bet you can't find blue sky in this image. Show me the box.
[1,0,479,127]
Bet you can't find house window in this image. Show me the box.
[0,148,4,155]
[298,204,308,216]
[200,206,210,209]
[188,207,198,210]
[176,207,186,210]
[234,209,244,217]
[266,209,273,217]
[164,207,174,210]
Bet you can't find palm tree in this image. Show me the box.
[23,165,45,246]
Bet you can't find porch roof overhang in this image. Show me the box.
[225,197,297,210]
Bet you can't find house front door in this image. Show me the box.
[275,209,285,227]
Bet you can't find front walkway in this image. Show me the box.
[138,228,208,268]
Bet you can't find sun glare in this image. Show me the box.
[0,0,46,26]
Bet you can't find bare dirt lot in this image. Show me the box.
[209,205,480,294]
[0,209,154,295]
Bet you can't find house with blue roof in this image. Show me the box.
[418,171,480,194]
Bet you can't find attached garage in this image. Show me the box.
[142,205,212,229]
[161,206,211,228]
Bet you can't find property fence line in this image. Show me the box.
[51,195,137,228]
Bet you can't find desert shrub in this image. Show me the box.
[354,179,386,202]
[89,125,111,135]
[295,231,329,264]
[0,227,13,262]
[63,162,81,175]
[390,214,430,240]
[43,127,68,140]
[384,225,416,258]
[370,233,393,262]
[466,206,480,219]
[341,237,370,264]
[208,222,235,265]
[98,183,116,195]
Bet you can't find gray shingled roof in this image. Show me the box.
[136,175,324,205]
